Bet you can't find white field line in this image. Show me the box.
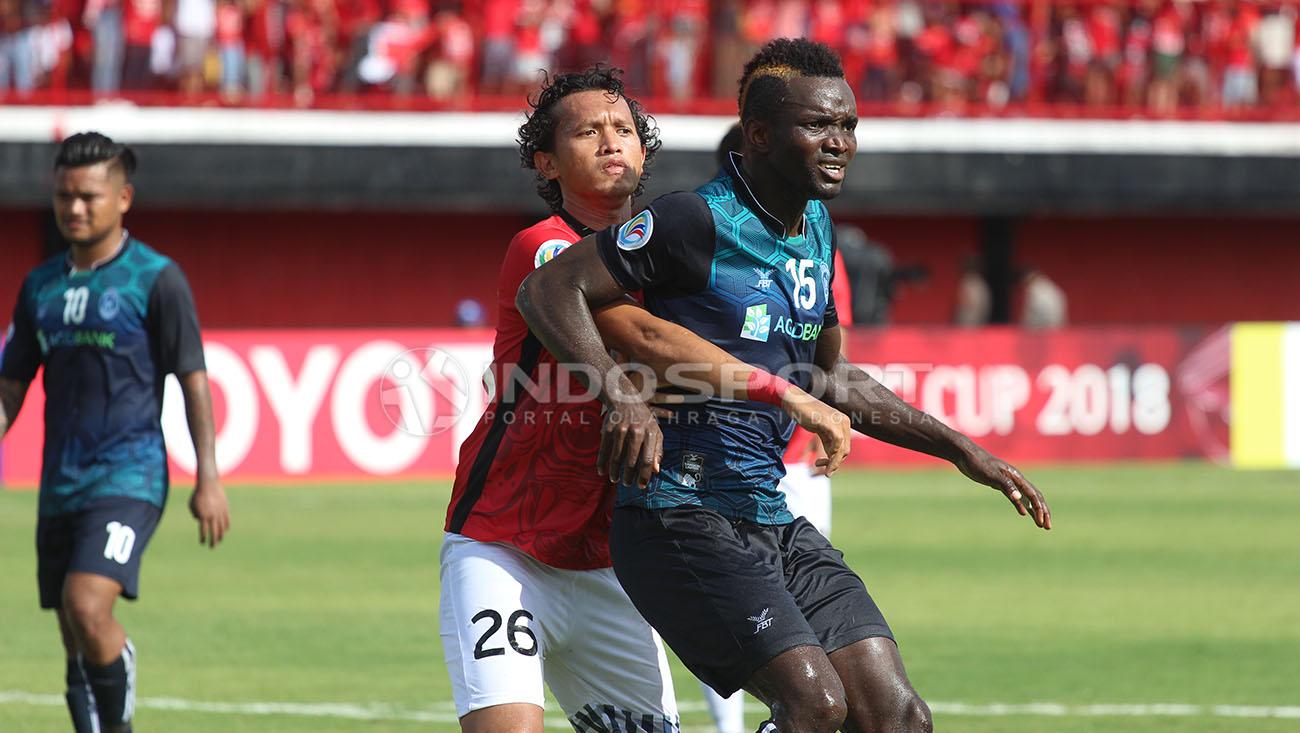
[4,690,1300,726]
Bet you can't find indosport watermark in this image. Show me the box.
[379,348,943,437]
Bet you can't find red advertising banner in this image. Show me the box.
[0,326,1227,486]
[838,326,1226,465]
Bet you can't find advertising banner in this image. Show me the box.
[1,325,1241,486]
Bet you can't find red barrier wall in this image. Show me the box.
[2,210,1296,329]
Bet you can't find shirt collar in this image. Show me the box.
[557,209,596,238]
[726,151,805,238]
[67,230,130,275]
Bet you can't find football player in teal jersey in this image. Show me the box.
[518,40,1050,733]
[0,132,230,733]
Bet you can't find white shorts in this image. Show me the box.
[439,533,679,730]
[779,462,832,538]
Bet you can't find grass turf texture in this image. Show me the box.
[1,463,1297,732]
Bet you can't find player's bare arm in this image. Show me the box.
[517,236,664,488]
[179,369,230,547]
[814,325,1052,530]
[594,301,851,477]
[0,376,29,439]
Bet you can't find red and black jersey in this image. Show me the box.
[445,212,613,570]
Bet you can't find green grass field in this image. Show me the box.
[2,464,1298,732]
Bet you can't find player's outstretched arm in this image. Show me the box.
[594,302,851,475]
[814,326,1051,530]
[179,370,230,547]
[0,377,30,440]
[517,237,663,488]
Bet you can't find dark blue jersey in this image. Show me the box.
[596,153,840,523]
[1,237,205,517]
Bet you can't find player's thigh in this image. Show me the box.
[779,463,832,538]
[458,703,545,733]
[439,534,554,720]
[610,506,819,700]
[545,567,679,731]
[36,512,78,610]
[780,518,893,655]
[63,498,162,609]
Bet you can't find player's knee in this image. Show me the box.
[62,589,111,640]
[776,686,847,733]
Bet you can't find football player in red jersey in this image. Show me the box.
[440,66,853,733]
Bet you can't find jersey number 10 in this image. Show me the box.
[63,287,90,325]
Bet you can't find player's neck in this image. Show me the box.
[69,227,127,272]
[561,195,632,232]
[741,158,806,238]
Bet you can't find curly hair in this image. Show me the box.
[54,131,137,180]
[517,66,661,212]
[738,38,845,123]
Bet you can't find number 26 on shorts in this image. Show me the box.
[471,609,538,659]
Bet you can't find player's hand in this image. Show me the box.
[597,397,663,490]
[954,448,1052,530]
[780,389,851,477]
[807,437,833,477]
[189,478,231,548]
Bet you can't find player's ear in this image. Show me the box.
[119,182,134,216]
[534,150,560,181]
[743,119,770,155]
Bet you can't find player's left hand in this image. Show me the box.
[189,478,231,548]
[955,448,1052,530]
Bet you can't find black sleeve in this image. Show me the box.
[595,191,716,296]
[147,263,206,376]
[0,278,42,382]
[823,225,840,328]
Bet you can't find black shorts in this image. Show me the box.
[610,505,893,697]
[36,497,163,610]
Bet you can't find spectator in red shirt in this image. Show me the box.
[121,0,160,89]
[655,0,706,102]
[426,5,473,101]
[215,0,242,97]
[243,0,284,98]
[1086,2,1121,107]
[335,0,380,92]
[477,0,515,94]
[1150,1,1189,114]
[1222,1,1259,107]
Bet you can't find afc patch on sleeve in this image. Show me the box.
[533,239,572,269]
[616,210,654,251]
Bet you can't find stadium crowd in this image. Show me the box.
[1,0,1297,114]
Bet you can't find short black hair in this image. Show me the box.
[716,122,743,166]
[517,65,661,212]
[54,131,137,180]
[738,38,845,123]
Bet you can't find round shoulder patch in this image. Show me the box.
[533,239,572,269]
[616,210,654,251]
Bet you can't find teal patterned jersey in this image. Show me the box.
[0,237,206,517]
[596,154,841,523]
